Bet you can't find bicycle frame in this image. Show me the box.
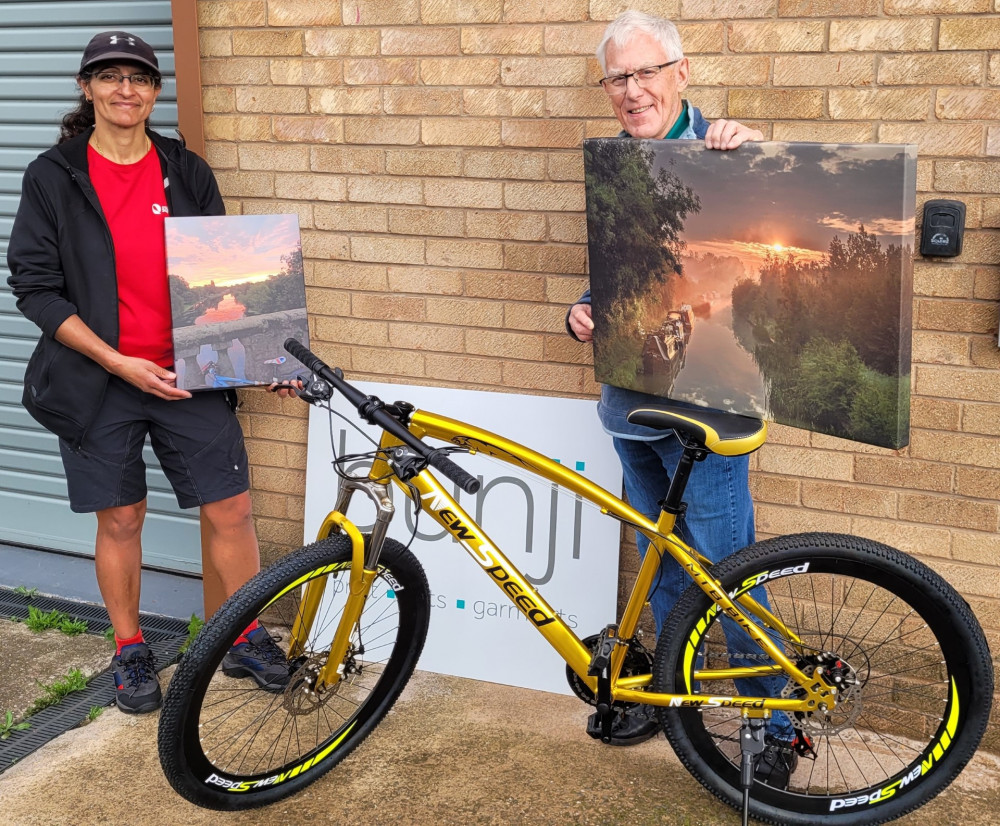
[303,407,838,713]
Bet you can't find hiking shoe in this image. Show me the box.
[586,704,660,746]
[111,642,162,714]
[221,627,291,692]
[755,735,799,789]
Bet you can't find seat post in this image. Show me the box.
[660,442,707,516]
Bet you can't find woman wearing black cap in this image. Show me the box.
[7,31,294,714]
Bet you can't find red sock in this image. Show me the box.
[233,619,259,646]
[115,629,144,655]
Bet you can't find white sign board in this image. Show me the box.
[304,382,624,695]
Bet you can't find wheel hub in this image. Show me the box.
[282,654,347,715]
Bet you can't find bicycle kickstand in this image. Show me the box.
[738,712,767,826]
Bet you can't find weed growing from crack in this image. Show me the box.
[179,613,205,655]
[27,669,89,715]
[0,710,30,740]
[17,606,88,636]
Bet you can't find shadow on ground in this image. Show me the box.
[1,616,1000,825]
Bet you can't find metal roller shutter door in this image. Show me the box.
[0,0,202,572]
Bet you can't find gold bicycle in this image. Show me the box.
[159,339,993,824]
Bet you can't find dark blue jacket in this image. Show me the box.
[7,129,224,447]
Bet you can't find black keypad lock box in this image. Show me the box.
[920,199,965,257]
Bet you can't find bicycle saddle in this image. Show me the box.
[626,404,767,457]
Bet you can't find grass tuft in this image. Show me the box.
[27,669,89,715]
[178,613,205,655]
[0,710,30,740]
[18,605,88,636]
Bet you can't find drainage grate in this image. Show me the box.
[0,590,190,643]
[0,588,190,772]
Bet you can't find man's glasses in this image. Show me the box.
[599,60,681,96]
[91,70,157,88]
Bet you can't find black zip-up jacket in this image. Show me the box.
[6,129,225,448]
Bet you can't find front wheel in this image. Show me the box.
[158,535,430,810]
[653,533,993,825]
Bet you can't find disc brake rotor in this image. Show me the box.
[282,654,344,715]
[781,650,863,736]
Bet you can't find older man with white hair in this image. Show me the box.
[567,11,799,790]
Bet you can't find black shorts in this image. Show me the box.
[59,376,250,513]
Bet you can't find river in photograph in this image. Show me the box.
[670,302,768,417]
[195,294,246,325]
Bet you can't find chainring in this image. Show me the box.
[566,633,654,708]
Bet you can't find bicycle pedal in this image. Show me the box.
[587,624,619,677]
[585,704,615,744]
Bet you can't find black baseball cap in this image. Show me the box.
[80,31,159,75]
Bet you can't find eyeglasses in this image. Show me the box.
[91,70,157,88]
[599,60,681,96]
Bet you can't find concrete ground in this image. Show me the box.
[2,615,1000,825]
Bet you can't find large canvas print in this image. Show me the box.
[166,214,309,391]
[584,139,916,449]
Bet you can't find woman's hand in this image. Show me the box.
[113,357,191,400]
[268,378,304,398]
[54,314,191,399]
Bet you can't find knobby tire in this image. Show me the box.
[654,533,992,825]
[158,535,430,810]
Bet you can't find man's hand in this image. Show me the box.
[568,302,594,342]
[704,119,764,150]
[112,356,191,400]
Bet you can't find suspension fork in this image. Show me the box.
[288,477,395,690]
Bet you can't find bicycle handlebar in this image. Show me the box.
[424,450,480,493]
[284,338,481,495]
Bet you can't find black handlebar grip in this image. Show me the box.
[284,338,325,376]
[428,452,481,495]
[285,337,480,494]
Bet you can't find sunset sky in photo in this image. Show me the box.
[165,214,301,288]
[650,141,917,276]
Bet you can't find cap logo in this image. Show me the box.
[109,35,135,46]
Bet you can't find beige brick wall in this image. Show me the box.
[198,0,1000,728]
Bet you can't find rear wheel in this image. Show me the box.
[654,533,992,825]
[158,535,430,810]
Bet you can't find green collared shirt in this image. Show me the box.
[662,100,691,140]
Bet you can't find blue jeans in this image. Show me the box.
[613,435,794,740]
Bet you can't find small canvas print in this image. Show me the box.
[584,139,916,449]
[166,214,309,391]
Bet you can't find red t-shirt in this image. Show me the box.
[88,144,173,367]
